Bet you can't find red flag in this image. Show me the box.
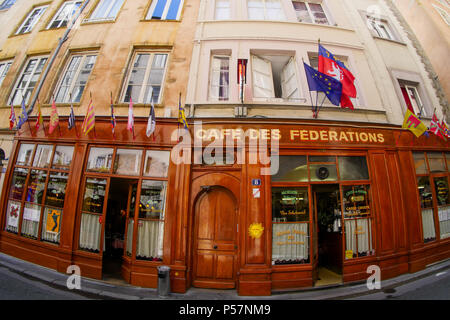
[48,99,59,134]
[340,93,354,110]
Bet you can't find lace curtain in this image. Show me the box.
[272,223,309,261]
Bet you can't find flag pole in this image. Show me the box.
[91,92,97,139]
[315,94,327,119]
[70,93,79,138]
[53,95,62,137]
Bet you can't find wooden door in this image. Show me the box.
[193,187,238,289]
[312,190,319,282]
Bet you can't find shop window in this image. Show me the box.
[79,177,107,252]
[251,54,300,102]
[0,60,12,87]
[52,145,74,170]
[88,0,123,22]
[122,53,168,104]
[86,147,113,173]
[215,0,230,20]
[136,180,167,261]
[209,56,230,101]
[248,0,286,20]
[143,150,170,177]
[54,53,97,103]
[272,187,310,265]
[292,1,329,25]
[413,151,450,242]
[271,155,308,182]
[10,56,48,105]
[15,5,48,35]
[4,143,73,244]
[0,0,15,10]
[342,185,374,259]
[113,149,143,176]
[338,156,369,181]
[146,0,184,20]
[47,1,82,29]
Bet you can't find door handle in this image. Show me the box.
[213,245,218,249]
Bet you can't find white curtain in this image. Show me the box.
[272,223,309,261]
[438,206,450,239]
[21,204,41,238]
[79,213,101,251]
[345,218,372,257]
[421,208,436,241]
[126,219,134,255]
[136,220,164,258]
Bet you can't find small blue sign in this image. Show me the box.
[252,179,261,186]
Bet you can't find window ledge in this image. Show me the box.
[373,36,407,46]
[82,17,116,25]
[139,18,180,23]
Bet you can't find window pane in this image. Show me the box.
[338,156,369,181]
[309,155,335,163]
[438,206,450,240]
[91,0,112,19]
[422,208,436,243]
[113,149,142,176]
[41,206,63,244]
[309,3,328,24]
[446,153,450,172]
[427,152,446,173]
[271,155,307,182]
[344,218,373,259]
[87,147,113,172]
[79,212,101,252]
[417,176,433,208]
[33,144,53,168]
[82,178,107,213]
[45,172,69,208]
[138,180,167,220]
[9,168,28,201]
[272,187,309,264]
[143,150,170,177]
[16,143,35,166]
[293,1,312,23]
[215,0,230,19]
[5,200,21,233]
[413,152,427,174]
[21,203,42,239]
[342,185,371,219]
[310,164,337,181]
[166,0,182,20]
[434,177,450,206]
[25,170,47,204]
[52,146,74,170]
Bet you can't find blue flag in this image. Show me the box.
[17,99,28,129]
[68,103,75,130]
[303,62,342,106]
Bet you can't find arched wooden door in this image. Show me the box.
[193,187,238,289]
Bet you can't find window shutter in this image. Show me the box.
[281,57,299,100]
[251,55,274,98]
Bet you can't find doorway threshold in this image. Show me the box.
[314,267,343,287]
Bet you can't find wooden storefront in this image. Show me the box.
[0,116,449,296]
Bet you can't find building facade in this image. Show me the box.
[0,0,449,296]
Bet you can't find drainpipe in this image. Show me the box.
[27,0,90,114]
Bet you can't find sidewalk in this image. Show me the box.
[0,252,448,300]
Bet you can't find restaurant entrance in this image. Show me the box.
[313,184,343,286]
[102,178,137,282]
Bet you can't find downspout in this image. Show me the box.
[27,0,91,114]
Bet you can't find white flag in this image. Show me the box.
[146,99,156,137]
[127,96,134,132]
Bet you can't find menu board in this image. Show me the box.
[343,185,370,219]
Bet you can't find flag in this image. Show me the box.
[68,102,75,130]
[48,99,59,134]
[35,100,43,130]
[81,100,95,135]
[402,109,428,138]
[127,97,134,132]
[146,97,156,137]
[441,120,449,139]
[318,43,357,109]
[17,99,28,129]
[9,104,16,130]
[178,94,189,129]
[303,62,342,106]
[429,112,444,139]
[110,96,116,134]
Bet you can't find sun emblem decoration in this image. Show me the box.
[248,223,264,239]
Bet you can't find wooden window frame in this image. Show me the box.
[15,5,49,35]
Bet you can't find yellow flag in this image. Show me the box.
[402,109,427,138]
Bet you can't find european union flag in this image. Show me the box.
[303,62,342,106]
[17,99,28,129]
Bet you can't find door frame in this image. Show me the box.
[188,172,241,289]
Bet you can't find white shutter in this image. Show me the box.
[251,55,274,98]
[209,56,222,100]
[281,57,299,100]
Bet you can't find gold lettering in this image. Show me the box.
[261,129,270,140]
[340,131,349,142]
[290,130,300,140]
[360,132,368,142]
[368,133,377,143]
[377,133,385,143]
[271,129,281,140]
[320,130,329,141]
[329,131,338,141]
[310,130,319,140]
[300,130,309,140]
[347,132,355,142]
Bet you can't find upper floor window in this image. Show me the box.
[122,53,168,104]
[0,0,15,10]
[89,0,123,21]
[10,56,48,105]
[47,1,83,29]
[400,82,427,117]
[15,5,48,35]
[146,0,184,21]
[209,56,230,101]
[248,0,286,21]
[292,1,329,25]
[433,4,450,25]
[54,53,98,103]
[215,0,230,20]
[366,16,396,40]
[0,60,12,87]
[251,54,300,102]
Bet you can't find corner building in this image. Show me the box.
[0,0,449,296]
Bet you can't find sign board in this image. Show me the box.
[252,188,260,198]
[252,179,261,186]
